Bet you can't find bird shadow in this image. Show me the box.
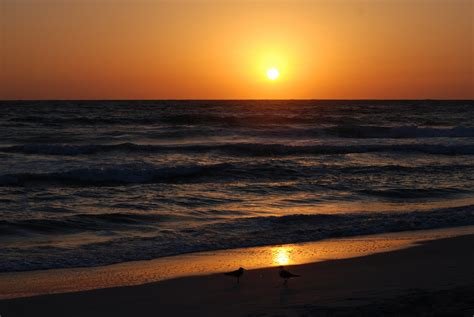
[279,285,295,306]
[221,281,243,294]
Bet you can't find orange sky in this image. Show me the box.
[1,0,473,100]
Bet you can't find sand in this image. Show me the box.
[1,231,473,316]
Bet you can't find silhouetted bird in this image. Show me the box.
[224,267,245,284]
[279,266,300,284]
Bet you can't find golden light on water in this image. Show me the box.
[272,246,292,266]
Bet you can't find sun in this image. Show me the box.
[267,67,280,80]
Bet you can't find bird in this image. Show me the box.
[224,267,245,284]
[279,266,300,284]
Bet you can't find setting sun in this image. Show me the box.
[266,68,280,81]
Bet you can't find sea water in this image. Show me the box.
[0,100,473,271]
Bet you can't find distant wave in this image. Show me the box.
[6,119,474,140]
[1,204,472,271]
[2,142,473,157]
[248,125,474,139]
[6,101,473,136]
[320,125,474,138]
[1,162,472,187]
[5,113,328,126]
[6,113,330,127]
[0,163,231,186]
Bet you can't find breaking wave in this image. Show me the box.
[1,204,472,271]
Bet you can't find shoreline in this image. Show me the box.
[0,226,473,300]
[1,231,473,316]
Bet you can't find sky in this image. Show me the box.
[1,0,473,100]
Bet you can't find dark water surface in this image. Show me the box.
[0,100,473,272]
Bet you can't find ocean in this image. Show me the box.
[0,100,473,272]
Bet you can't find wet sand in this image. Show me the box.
[1,228,473,316]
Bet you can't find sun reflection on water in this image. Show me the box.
[271,246,292,266]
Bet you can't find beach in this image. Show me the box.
[1,228,473,316]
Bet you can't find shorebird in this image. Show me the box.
[279,266,300,284]
[224,267,245,284]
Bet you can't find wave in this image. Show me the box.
[0,163,231,186]
[5,113,324,127]
[1,162,472,187]
[1,204,472,271]
[5,120,474,141]
[245,125,474,139]
[0,213,172,236]
[356,188,471,199]
[321,125,474,138]
[1,142,473,157]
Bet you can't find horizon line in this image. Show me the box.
[1,98,473,102]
